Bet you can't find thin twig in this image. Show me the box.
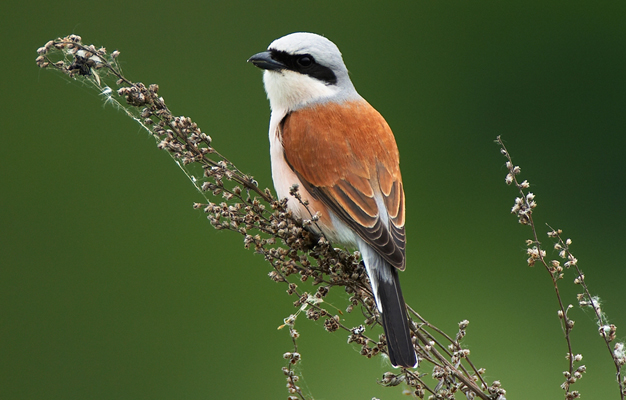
[496,135,625,400]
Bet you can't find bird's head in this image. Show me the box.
[248,32,359,112]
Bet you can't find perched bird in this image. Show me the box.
[248,32,417,368]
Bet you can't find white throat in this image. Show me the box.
[263,70,339,113]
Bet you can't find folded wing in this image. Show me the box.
[280,99,406,270]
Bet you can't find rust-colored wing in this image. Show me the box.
[280,99,406,270]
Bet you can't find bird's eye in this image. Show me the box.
[296,55,313,67]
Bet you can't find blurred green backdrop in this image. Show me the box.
[2,1,625,399]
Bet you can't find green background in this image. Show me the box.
[2,1,625,399]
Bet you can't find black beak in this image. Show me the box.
[247,51,284,71]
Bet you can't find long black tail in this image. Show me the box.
[360,242,416,367]
[376,265,417,368]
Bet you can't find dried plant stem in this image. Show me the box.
[497,135,624,400]
[548,225,626,399]
[409,306,489,392]
[497,136,577,397]
[36,34,501,400]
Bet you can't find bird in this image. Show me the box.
[248,32,417,368]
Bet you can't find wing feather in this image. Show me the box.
[281,100,407,270]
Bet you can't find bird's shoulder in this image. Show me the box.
[280,99,400,187]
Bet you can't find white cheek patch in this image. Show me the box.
[263,70,338,112]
